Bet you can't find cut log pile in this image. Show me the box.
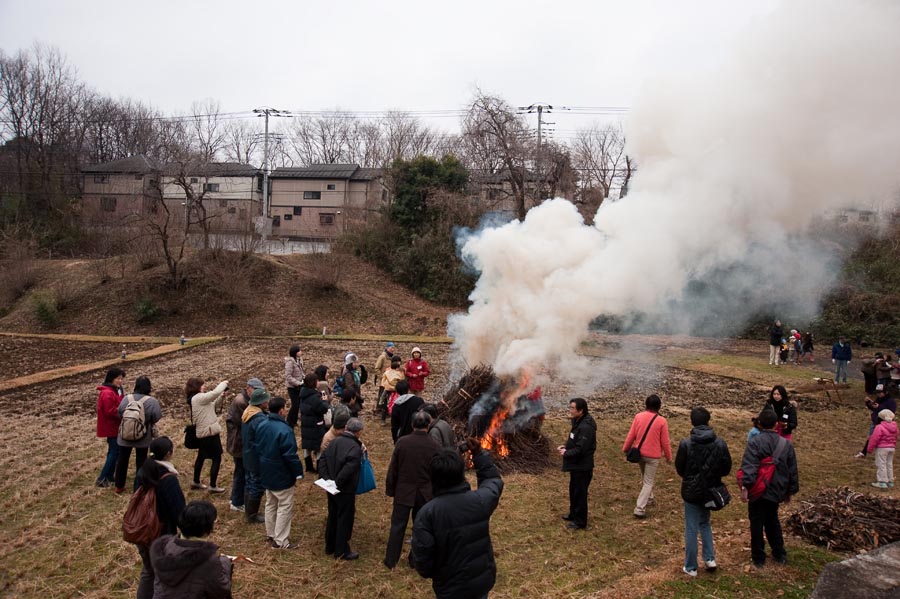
[441,364,551,474]
[785,487,900,552]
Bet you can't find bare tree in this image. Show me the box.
[572,123,634,210]
[190,99,225,162]
[222,120,262,165]
[288,111,355,165]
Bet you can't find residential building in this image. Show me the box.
[469,169,541,217]
[81,155,161,223]
[268,164,387,239]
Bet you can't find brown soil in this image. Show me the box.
[0,336,156,380]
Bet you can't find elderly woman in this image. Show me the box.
[187,377,229,493]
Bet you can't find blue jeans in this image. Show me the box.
[245,469,263,501]
[230,456,245,507]
[835,360,848,383]
[98,437,119,482]
[684,501,715,571]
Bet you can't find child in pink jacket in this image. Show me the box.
[867,409,897,489]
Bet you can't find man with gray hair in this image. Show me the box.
[384,410,439,569]
[318,417,364,560]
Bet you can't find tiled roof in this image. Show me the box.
[164,162,260,177]
[270,164,361,180]
[81,155,161,174]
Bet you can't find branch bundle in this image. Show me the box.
[785,487,900,552]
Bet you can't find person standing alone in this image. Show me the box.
[674,407,732,577]
[832,336,852,383]
[622,394,672,518]
[557,398,596,530]
[768,320,784,366]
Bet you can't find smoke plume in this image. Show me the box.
[450,0,900,376]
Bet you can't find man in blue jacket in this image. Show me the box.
[832,336,852,383]
[256,396,304,549]
[241,388,270,524]
[412,439,504,599]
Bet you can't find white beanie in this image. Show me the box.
[878,409,895,422]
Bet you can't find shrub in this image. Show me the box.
[134,298,162,324]
[32,292,59,328]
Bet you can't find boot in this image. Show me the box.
[244,495,265,524]
[304,456,315,474]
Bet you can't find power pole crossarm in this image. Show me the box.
[253,107,290,226]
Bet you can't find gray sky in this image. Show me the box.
[0,0,777,137]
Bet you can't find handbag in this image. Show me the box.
[626,414,659,463]
[183,402,199,449]
[705,484,732,511]
[356,452,376,495]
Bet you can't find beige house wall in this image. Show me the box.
[81,173,153,224]
[269,177,387,239]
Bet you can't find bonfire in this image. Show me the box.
[441,365,551,474]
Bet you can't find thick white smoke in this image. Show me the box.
[450,0,900,376]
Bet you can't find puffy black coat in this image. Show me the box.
[298,387,329,451]
[675,426,732,505]
[150,535,233,599]
[318,431,362,494]
[739,430,799,503]
[391,394,424,443]
[562,413,597,472]
[769,324,784,346]
[412,451,503,599]
[765,399,798,435]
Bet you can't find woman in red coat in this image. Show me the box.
[96,367,125,487]
[404,347,430,395]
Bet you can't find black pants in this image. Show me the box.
[748,498,785,564]
[568,470,593,527]
[193,434,223,486]
[384,493,426,567]
[326,492,356,557]
[115,445,148,491]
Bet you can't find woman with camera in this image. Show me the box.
[187,377,229,493]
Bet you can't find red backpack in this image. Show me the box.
[737,437,788,502]
[122,473,174,545]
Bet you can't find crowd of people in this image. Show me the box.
[96,338,897,597]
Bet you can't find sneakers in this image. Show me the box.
[95,478,112,488]
[190,482,208,490]
[682,567,698,577]
[273,542,298,550]
[705,559,717,571]
[229,503,245,512]
[633,510,647,519]
[855,452,866,458]
[889,482,895,488]
[871,482,888,489]
[208,487,226,494]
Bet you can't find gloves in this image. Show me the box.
[466,437,482,456]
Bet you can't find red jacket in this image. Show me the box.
[404,359,430,393]
[96,384,122,438]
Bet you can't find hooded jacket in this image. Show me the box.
[96,384,123,438]
[675,425,732,505]
[739,429,799,503]
[868,420,898,452]
[412,451,503,599]
[150,535,233,599]
[391,393,424,443]
[404,348,430,393]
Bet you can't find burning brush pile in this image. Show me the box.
[441,365,551,474]
[785,487,900,552]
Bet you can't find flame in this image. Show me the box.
[477,368,533,459]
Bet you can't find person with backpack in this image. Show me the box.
[126,436,185,599]
[96,366,125,487]
[115,376,163,494]
[187,378,229,493]
[737,408,799,568]
[622,394,672,518]
[675,407,732,577]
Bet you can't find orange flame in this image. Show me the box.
[477,368,533,459]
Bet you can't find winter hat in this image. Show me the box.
[249,388,271,406]
[246,378,264,390]
[876,384,885,392]
[385,342,395,348]
[411,346,422,357]
[345,352,358,366]
[878,409,895,422]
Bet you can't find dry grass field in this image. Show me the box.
[0,334,892,598]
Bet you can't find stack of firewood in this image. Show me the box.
[786,487,900,552]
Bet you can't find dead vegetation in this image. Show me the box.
[786,487,900,552]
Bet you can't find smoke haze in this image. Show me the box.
[449,0,900,376]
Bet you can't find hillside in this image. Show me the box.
[0,251,452,337]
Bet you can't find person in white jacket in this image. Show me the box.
[186,377,229,493]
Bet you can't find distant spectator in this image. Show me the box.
[314,365,332,403]
[876,354,893,389]
[391,380,424,443]
[150,500,233,598]
[867,409,897,489]
[284,344,304,421]
[768,320,784,366]
[862,354,880,396]
[405,347,431,395]
[96,366,125,487]
[379,356,406,423]
[622,394,672,519]
[801,331,815,362]
[187,377,229,493]
[857,385,896,458]
[831,336,852,383]
[374,342,398,406]
[115,376,163,494]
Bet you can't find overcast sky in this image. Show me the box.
[0,0,778,137]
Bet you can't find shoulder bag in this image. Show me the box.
[626,413,659,463]
[183,400,199,449]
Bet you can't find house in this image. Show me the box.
[81,155,262,231]
[469,169,541,216]
[268,164,388,239]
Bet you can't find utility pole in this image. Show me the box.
[252,107,290,223]
[518,103,553,203]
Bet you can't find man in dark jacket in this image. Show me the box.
[412,439,504,599]
[256,396,304,549]
[241,388,270,524]
[832,336,852,383]
[150,500,233,599]
[391,380,424,443]
[226,378,264,513]
[674,407,732,576]
[384,411,440,569]
[769,320,784,366]
[739,408,799,567]
[318,417,364,560]
[557,397,597,530]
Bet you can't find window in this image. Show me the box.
[191,177,199,184]
[272,215,281,227]
[326,184,336,191]
[101,197,117,212]
[293,206,302,216]
[303,191,321,200]
[320,213,335,225]
[227,206,236,214]
[283,213,292,221]
[204,183,220,192]
[257,176,263,191]
[239,209,247,220]
[94,175,109,184]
